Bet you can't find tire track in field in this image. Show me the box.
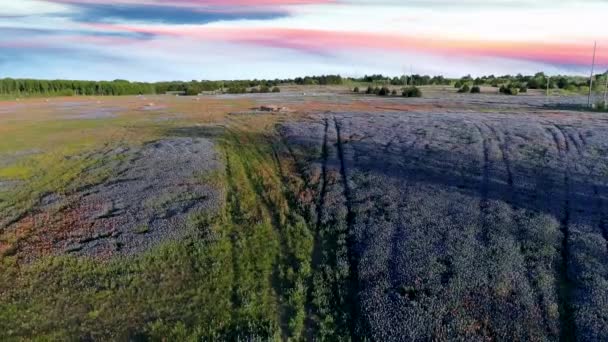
[545,124,576,342]
[334,116,367,340]
[474,124,491,244]
[555,124,583,156]
[303,118,330,338]
[482,122,514,196]
[386,117,420,288]
[594,186,608,251]
[577,131,588,147]
[484,121,555,335]
[315,119,330,231]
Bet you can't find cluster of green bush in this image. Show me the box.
[227,86,280,94]
[356,86,421,97]
[456,84,481,94]
[594,101,608,111]
[499,84,527,95]
[402,86,422,97]
[356,74,451,86]
[457,79,526,96]
[455,72,608,94]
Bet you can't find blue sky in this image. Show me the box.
[0,0,607,81]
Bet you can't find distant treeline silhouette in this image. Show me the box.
[1,72,605,97]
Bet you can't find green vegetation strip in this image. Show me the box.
[0,118,336,340]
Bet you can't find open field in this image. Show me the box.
[1,88,607,340]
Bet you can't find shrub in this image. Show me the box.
[353,87,360,93]
[259,85,271,93]
[272,87,281,93]
[519,86,528,93]
[500,85,519,95]
[366,86,374,94]
[391,89,398,96]
[470,86,481,93]
[373,87,381,95]
[454,81,463,88]
[378,86,391,96]
[402,86,422,98]
[458,84,471,93]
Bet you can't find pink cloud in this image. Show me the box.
[87,24,608,67]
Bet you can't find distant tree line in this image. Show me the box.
[455,72,608,93]
[293,75,344,85]
[0,78,155,97]
[2,72,606,98]
[156,79,285,96]
[354,74,451,86]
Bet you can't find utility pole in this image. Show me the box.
[604,70,608,107]
[588,41,597,108]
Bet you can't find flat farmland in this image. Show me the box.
[1,90,607,340]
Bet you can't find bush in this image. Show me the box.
[353,87,360,93]
[470,86,481,93]
[458,84,470,93]
[454,81,463,88]
[373,87,381,95]
[259,86,271,93]
[391,89,398,96]
[378,86,391,96]
[402,86,422,98]
[366,86,374,94]
[272,87,281,93]
[499,85,519,95]
[519,86,528,93]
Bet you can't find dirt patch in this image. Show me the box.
[8,137,223,261]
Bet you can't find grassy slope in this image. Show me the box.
[0,97,322,340]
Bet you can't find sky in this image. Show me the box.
[1,0,607,81]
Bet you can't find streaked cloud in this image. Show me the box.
[0,0,606,80]
[67,3,287,24]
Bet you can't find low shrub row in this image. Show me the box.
[356,86,421,97]
[499,84,526,95]
[227,86,281,94]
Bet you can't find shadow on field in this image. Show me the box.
[283,126,607,227]
[543,103,608,113]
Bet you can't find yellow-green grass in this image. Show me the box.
[0,96,316,340]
